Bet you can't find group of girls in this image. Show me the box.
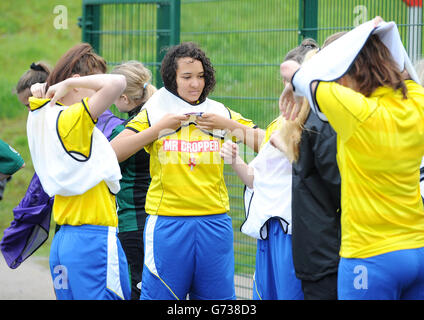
[12,15,424,301]
[23,40,262,300]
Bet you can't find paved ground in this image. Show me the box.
[0,255,55,300]
[0,254,252,300]
[235,274,253,300]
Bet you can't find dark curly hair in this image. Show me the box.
[160,42,216,103]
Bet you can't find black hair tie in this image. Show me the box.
[30,62,44,72]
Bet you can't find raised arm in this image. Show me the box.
[45,74,127,120]
[195,113,265,152]
[111,113,189,162]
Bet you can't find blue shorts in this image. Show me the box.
[49,224,131,300]
[253,219,303,300]
[140,214,236,300]
[338,247,424,300]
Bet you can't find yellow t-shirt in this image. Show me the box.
[126,108,256,216]
[43,98,117,227]
[316,80,424,258]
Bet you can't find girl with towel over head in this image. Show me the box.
[280,17,424,300]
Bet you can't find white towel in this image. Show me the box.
[241,141,292,239]
[141,87,233,138]
[27,102,121,197]
[292,20,420,122]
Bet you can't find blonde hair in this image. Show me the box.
[111,60,156,106]
[280,49,318,163]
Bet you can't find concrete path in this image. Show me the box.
[0,255,55,300]
[0,254,253,300]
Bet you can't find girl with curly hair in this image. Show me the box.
[111,42,263,300]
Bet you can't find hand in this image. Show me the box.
[220,140,240,165]
[401,69,411,80]
[30,82,47,99]
[46,80,71,105]
[195,113,229,130]
[373,16,383,28]
[156,113,190,135]
[279,60,302,120]
[280,60,300,84]
[279,83,303,121]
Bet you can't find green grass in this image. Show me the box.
[0,0,83,119]
[0,0,83,258]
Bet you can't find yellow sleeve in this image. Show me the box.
[125,109,152,153]
[316,81,377,142]
[125,109,150,133]
[226,108,257,143]
[57,97,96,159]
[228,109,256,129]
[260,116,284,149]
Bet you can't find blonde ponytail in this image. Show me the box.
[279,48,318,163]
[280,98,310,163]
[111,60,157,105]
[143,83,157,103]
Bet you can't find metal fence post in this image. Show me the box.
[81,1,101,53]
[170,0,181,46]
[156,0,181,88]
[299,0,318,42]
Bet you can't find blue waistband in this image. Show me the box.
[59,224,117,234]
[148,213,229,221]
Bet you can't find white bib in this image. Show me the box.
[293,20,419,122]
[241,142,292,239]
[27,102,121,197]
[143,87,232,138]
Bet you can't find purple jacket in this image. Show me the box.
[97,109,125,141]
[0,110,124,269]
[0,173,53,268]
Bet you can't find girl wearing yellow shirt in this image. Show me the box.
[28,44,130,300]
[111,42,263,300]
[280,18,424,299]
